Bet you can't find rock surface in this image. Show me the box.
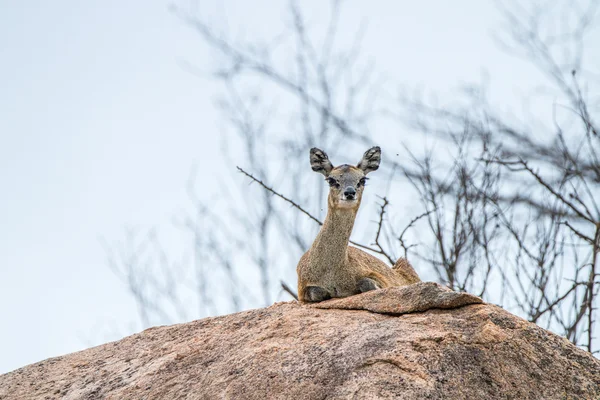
[1,283,599,399]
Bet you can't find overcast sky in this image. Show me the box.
[1,1,597,374]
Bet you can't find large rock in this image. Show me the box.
[1,282,599,399]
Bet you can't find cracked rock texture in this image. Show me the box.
[1,283,599,399]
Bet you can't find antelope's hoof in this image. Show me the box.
[305,286,331,302]
[357,277,380,293]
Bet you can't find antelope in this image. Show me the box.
[297,147,421,302]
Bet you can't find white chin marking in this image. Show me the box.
[338,199,357,208]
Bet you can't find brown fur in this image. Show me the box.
[297,147,421,302]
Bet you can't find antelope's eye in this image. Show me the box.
[326,177,340,187]
[358,177,368,187]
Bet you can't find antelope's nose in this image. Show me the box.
[344,187,356,200]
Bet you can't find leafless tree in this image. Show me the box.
[106,0,599,354]
[393,0,600,351]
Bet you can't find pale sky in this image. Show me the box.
[1,1,597,374]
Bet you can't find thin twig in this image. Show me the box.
[237,166,322,225]
[398,208,437,258]
[372,196,395,264]
[281,280,298,300]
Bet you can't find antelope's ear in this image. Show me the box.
[310,148,334,176]
[357,146,381,175]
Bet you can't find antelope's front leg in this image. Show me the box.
[357,277,381,293]
[304,286,332,302]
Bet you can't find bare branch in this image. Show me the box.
[280,281,298,300]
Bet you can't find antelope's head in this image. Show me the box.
[310,146,381,211]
